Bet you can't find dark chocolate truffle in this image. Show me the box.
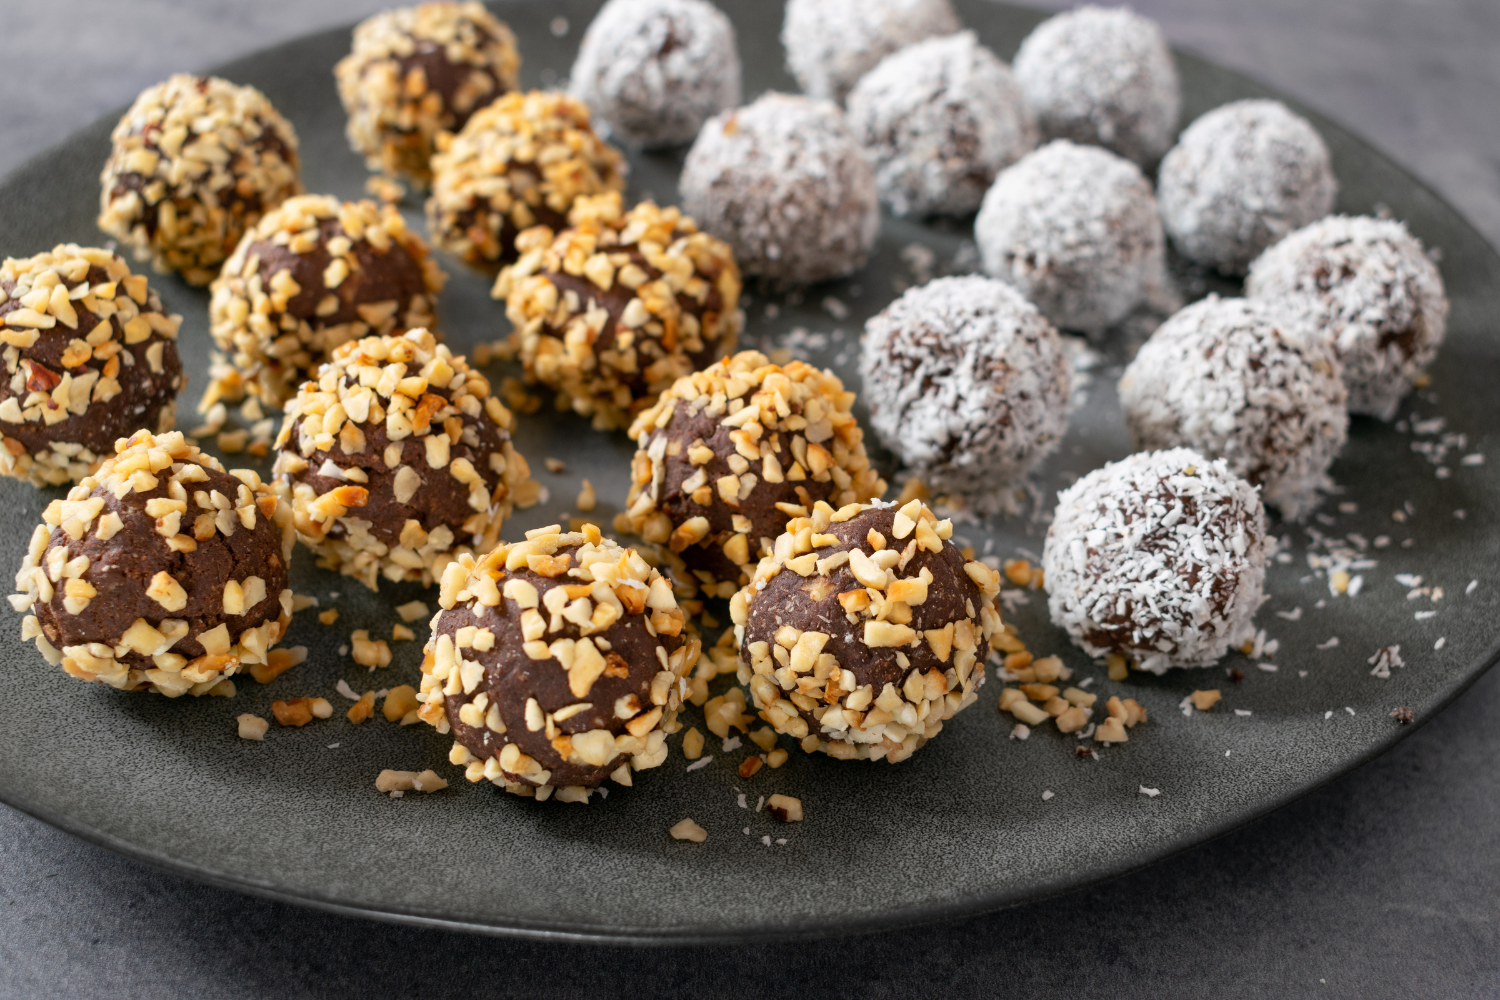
[781,0,961,104]
[426,91,626,270]
[1245,214,1448,421]
[493,192,742,430]
[1011,5,1180,167]
[621,350,886,598]
[730,498,1001,763]
[207,194,445,408]
[0,246,183,486]
[680,93,880,286]
[273,329,541,590]
[10,430,294,697]
[1042,447,1270,674]
[1119,295,1347,520]
[334,1,521,186]
[98,75,302,287]
[418,524,699,802]
[1158,99,1337,275]
[569,0,741,149]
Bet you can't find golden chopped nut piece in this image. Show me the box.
[766,794,803,822]
[669,818,708,842]
[1189,689,1223,711]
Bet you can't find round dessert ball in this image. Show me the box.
[10,430,294,698]
[1042,447,1270,674]
[975,139,1165,334]
[1012,5,1180,167]
[98,75,302,287]
[334,1,521,186]
[1246,215,1448,421]
[730,498,1002,763]
[860,276,1071,503]
[0,246,183,487]
[781,0,961,105]
[272,329,540,590]
[680,93,880,286]
[846,31,1037,218]
[208,194,445,407]
[418,524,700,803]
[621,350,887,598]
[493,192,742,431]
[1158,99,1338,275]
[1119,295,1348,521]
[568,0,741,149]
[426,91,627,270]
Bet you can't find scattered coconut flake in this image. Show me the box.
[1178,695,1195,717]
[1257,662,1279,672]
[762,835,772,846]
[1010,723,1031,740]
[1368,644,1404,679]
[1316,637,1340,649]
[1234,709,1252,717]
[1435,637,1446,650]
[1276,607,1303,621]
[336,679,360,701]
[686,756,713,772]
[722,736,742,752]
[1041,790,1054,801]
[1467,579,1478,595]
[1324,710,1334,720]
[755,795,765,812]
[1461,453,1483,466]
[1139,786,1161,798]
[1415,610,1437,620]
[1345,706,1356,716]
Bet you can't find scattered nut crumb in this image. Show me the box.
[392,623,415,641]
[318,609,340,625]
[670,818,708,842]
[544,457,566,473]
[364,175,405,203]
[347,691,376,724]
[749,727,778,751]
[576,478,596,511]
[1390,706,1415,724]
[309,697,333,719]
[682,727,705,760]
[291,594,319,612]
[1189,690,1223,711]
[383,685,420,723]
[394,600,430,622]
[375,769,447,794]
[738,756,763,778]
[351,629,392,668]
[237,714,268,741]
[271,698,316,727]
[767,748,788,768]
[249,645,307,684]
[1003,558,1033,587]
[766,794,803,822]
[216,429,248,453]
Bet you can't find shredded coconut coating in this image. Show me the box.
[10,430,295,697]
[1042,447,1269,674]
[493,192,742,430]
[781,0,961,104]
[846,31,1036,218]
[1245,215,1448,421]
[1119,295,1347,521]
[419,523,699,803]
[622,350,886,597]
[426,91,626,270]
[0,246,183,487]
[208,194,446,409]
[98,75,302,287]
[860,276,1070,501]
[681,93,879,286]
[729,498,1002,763]
[1012,5,1180,167]
[975,139,1165,334]
[569,0,741,149]
[335,1,521,186]
[272,329,540,591]
[1159,99,1337,275]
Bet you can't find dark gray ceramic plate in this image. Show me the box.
[0,0,1495,945]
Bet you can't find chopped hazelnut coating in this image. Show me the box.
[622,351,885,597]
[273,329,540,589]
[207,194,445,408]
[427,91,626,269]
[10,430,295,697]
[98,75,302,286]
[418,525,699,803]
[730,499,1002,764]
[0,246,183,487]
[493,191,742,431]
[335,1,521,186]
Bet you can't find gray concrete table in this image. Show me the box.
[2,2,1498,997]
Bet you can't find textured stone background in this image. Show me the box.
[1,2,1498,997]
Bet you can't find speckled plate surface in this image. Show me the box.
[0,0,1495,944]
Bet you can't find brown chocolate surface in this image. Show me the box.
[392,35,511,136]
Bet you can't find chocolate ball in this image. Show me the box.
[1246,215,1447,421]
[1042,448,1270,674]
[1012,5,1180,167]
[98,75,302,287]
[731,498,1001,763]
[680,92,880,286]
[1119,295,1348,521]
[0,246,183,486]
[208,194,445,407]
[622,350,886,598]
[975,139,1166,334]
[1158,99,1338,275]
[273,329,541,590]
[426,91,626,270]
[334,1,521,186]
[569,0,741,149]
[860,275,1071,506]
[418,524,700,802]
[493,192,742,430]
[846,31,1036,218]
[781,0,961,105]
[11,430,294,697]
